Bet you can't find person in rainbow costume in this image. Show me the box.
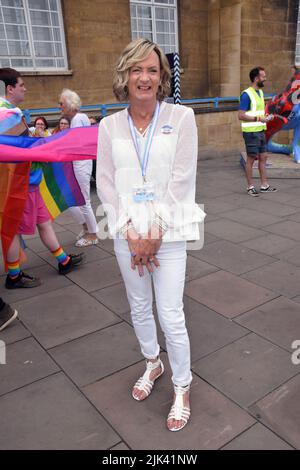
[0,67,85,299]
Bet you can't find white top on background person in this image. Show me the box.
[59,88,98,246]
[97,38,205,433]
[70,112,90,128]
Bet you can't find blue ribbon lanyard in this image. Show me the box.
[128,101,160,182]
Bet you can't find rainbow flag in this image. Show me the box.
[0,126,98,162]
[40,161,85,219]
[0,162,30,270]
[0,126,97,270]
[0,98,23,134]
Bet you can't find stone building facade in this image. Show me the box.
[16,0,298,109]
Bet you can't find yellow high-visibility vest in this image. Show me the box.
[241,87,267,132]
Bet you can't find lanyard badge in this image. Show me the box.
[128,102,160,203]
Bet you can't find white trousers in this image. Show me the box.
[114,239,192,386]
[68,160,98,234]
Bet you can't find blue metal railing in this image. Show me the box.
[23,94,275,124]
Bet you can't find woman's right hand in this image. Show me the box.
[126,228,159,276]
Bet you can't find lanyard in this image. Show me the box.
[128,101,160,181]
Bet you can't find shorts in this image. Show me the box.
[243,131,266,157]
[18,185,51,235]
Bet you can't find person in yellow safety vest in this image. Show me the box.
[238,66,277,196]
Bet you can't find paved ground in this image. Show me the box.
[1,155,300,450]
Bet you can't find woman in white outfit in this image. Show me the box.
[59,88,98,246]
[97,39,205,431]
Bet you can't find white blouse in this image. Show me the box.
[96,101,205,241]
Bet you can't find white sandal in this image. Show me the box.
[132,357,164,401]
[167,384,190,432]
[75,237,99,247]
[76,229,87,241]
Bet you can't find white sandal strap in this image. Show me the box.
[132,358,164,400]
[75,237,98,247]
[167,384,191,429]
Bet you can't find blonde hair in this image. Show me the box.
[113,38,171,102]
[60,88,81,112]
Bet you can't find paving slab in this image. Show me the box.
[243,199,299,217]
[189,240,275,275]
[204,219,265,243]
[184,297,249,362]
[185,270,277,318]
[0,249,46,276]
[221,208,282,228]
[49,322,142,387]
[185,255,219,281]
[192,333,297,407]
[0,337,59,396]
[0,318,31,345]
[222,423,293,450]
[92,283,130,316]
[276,245,300,267]
[0,264,72,304]
[236,297,300,352]
[25,230,77,253]
[110,442,131,450]
[38,243,111,268]
[83,357,255,450]
[66,257,123,293]
[264,220,300,242]
[0,373,119,449]
[243,260,300,299]
[13,285,120,349]
[202,199,240,215]
[287,210,300,222]
[241,234,300,256]
[249,374,300,449]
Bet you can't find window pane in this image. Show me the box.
[0,40,8,55]
[11,58,33,67]
[138,18,152,32]
[32,26,52,41]
[156,20,169,33]
[56,58,65,67]
[29,10,50,26]
[28,0,49,10]
[1,0,23,7]
[157,33,169,45]
[8,40,30,56]
[130,4,137,17]
[137,5,151,18]
[131,18,137,32]
[52,27,61,41]
[2,7,26,23]
[6,24,28,40]
[0,58,10,66]
[55,42,62,56]
[155,7,169,20]
[49,0,58,11]
[0,23,4,36]
[35,58,56,67]
[51,12,59,26]
[34,41,55,57]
